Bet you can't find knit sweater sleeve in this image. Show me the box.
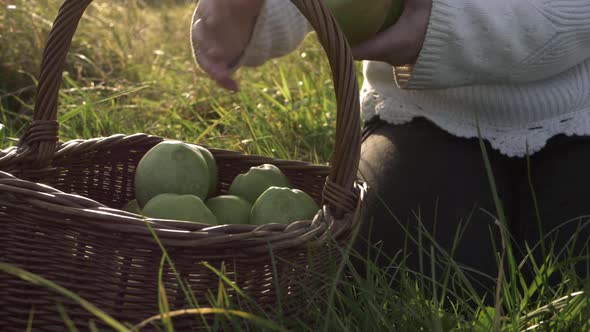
[237,0,312,68]
[395,0,590,89]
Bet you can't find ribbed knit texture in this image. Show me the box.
[192,0,590,157]
[238,0,312,68]
[397,0,590,88]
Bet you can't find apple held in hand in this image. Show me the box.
[324,0,404,46]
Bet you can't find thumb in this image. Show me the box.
[351,16,416,65]
[352,1,430,65]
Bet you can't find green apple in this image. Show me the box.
[189,144,218,197]
[250,186,320,225]
[324,0,391,45]
[228,164,292,204]
[205,195,252,225]
[142,193,217,224]
[122,199,141,215]
[380,0,404,31]
[135,141,209,207]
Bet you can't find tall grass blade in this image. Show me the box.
[0,263,131,332]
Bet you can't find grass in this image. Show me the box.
[1,0,589,331]
[1,0,339,163]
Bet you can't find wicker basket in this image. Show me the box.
[0,0,364,330]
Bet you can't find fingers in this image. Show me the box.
[351,0,432,66]
[192,16,240,92]
[212,74,239,92]
[196,53,240,92]
[190,0,263,92]
[352,17,416,64]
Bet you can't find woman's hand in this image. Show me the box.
[352,0,432,66]
[191,0,264,92]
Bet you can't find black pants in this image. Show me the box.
[356,117,590,294]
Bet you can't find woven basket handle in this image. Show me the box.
[23,0,361,214]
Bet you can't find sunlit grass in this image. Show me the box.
[1,0,589,331]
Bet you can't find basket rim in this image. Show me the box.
[0,133,367,253]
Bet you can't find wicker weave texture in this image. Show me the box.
[0,0,364,330]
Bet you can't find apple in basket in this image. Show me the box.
[188,143,218,196]
[250,187,319,225]
[228,164,292,204]
[134,141,213,207]
[128,141,319,225]
[205,195,252,225]
[142,193,217,224]
[122,199,142,214]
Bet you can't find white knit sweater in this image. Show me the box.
[213,0,590,157]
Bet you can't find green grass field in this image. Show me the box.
[1,0,589,331]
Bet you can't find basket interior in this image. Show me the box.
[18,136,330,210]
